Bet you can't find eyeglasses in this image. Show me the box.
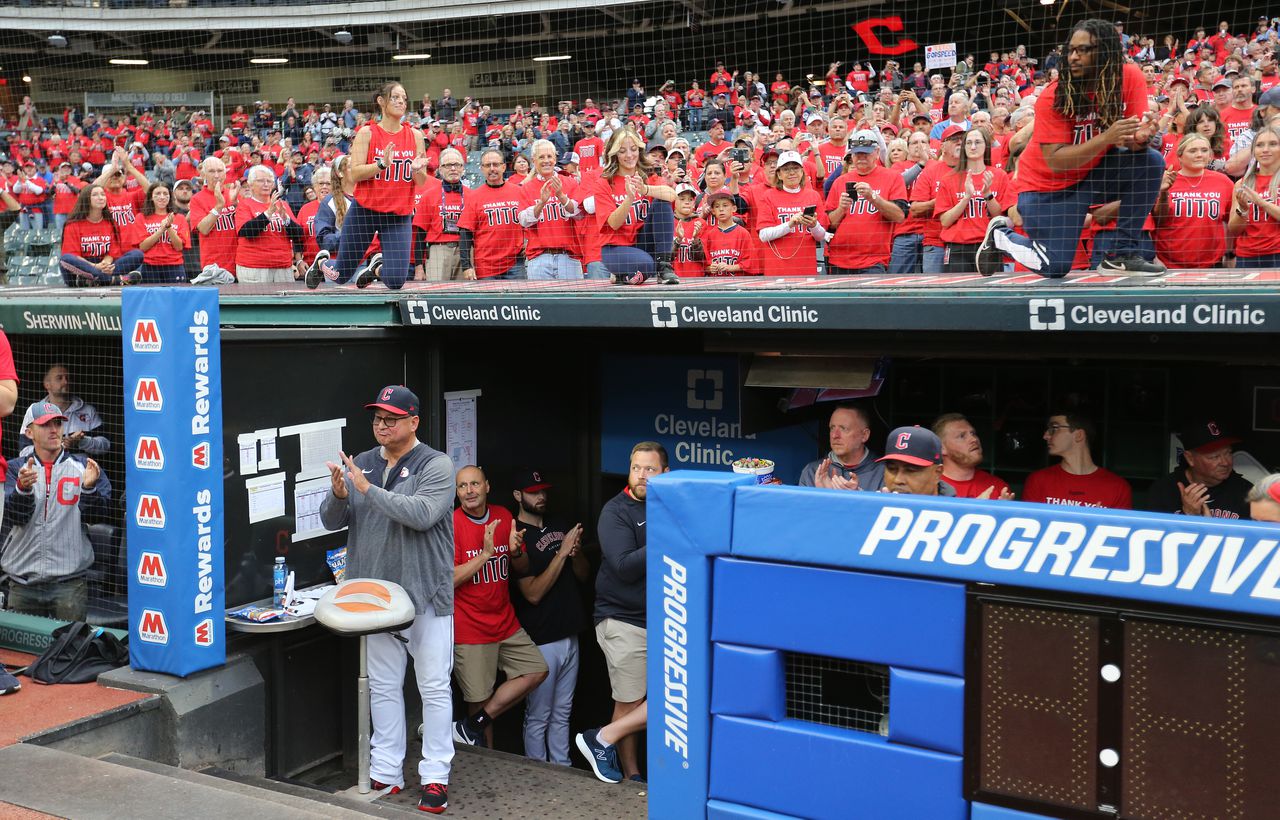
[440,162,463,168]
[372,415,406,428]
[1045,423,1074,433]
[1068,45,1097,56]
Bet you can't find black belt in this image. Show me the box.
[538,248,571,255]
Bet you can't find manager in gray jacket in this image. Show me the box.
[320,385,456,814]
[3,401,111,621]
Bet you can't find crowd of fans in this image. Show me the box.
[5,16,1280,284]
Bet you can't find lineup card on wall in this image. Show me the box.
[445,389,480,470]
[277,418,349,542]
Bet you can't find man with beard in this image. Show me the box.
[933,413,1014,499]
[589,441,668,782]
[508,470,588,765]
[1145,419,1251,519]
[877,426,956,496]
[18,364,110,455]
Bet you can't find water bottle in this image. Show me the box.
[273,557,288,607]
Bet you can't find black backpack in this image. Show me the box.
[28,621,129,684]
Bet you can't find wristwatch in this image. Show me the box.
[984,193,995,201]
[376,157,387,170]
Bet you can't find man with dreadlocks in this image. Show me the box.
[976,18,1166,276]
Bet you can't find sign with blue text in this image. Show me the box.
[123,288,225,676]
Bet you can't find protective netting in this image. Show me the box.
[1,3,1274,283]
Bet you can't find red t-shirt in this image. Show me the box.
[1234,174,1280,258]
[62,218,120,261]
[297,198,322,265]
[771,81,791,103]
[1018,62,1149,193]
[354,122,419,216]
[1022,464,1132,509]
[909,160,949,247]
[573,137,605,173]
[452,506,521,645]
[413,176,466,244]
[1219,105,1255,156]
[51,176,86,215]
[133,212,191,266]
[234,196,297,268]
[518,173,580,259]
[845,70,872,93]
[672,217,708,278]
[934,168,1013,244]
[825,166,908,268]
[701,221,758,275]
[694,139,730,168]
[813,141,848,180]
[588,173,659,247]
[941,469,1010,500]
[188,188,239,272]
[457,181,523,278]
[0,331,15,482]
[755,185,828,276]
[1154,170,1233,267]
[104,187,146,249]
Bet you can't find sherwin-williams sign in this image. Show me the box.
[123,288,225,676]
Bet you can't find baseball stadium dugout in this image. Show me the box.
[647,471,1280,819]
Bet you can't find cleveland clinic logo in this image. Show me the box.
[687,369,724,410]
[1028,298,1066,331]
[651,300,678,328]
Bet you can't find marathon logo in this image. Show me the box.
[1029,298,1268,331]
[137,551,167,587]
[860,506,1280,603]
[134,436,164,471]
[136,494,166,529]
[191,441,210,470]
[660,554,691,764]
[133,378,163,412]
[138,609,169,644]
[194,618,214,647]
[131,318,163,352]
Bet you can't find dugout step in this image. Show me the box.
[0,744,377,819]
[306,740,648,819]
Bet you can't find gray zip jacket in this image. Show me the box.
[320,441,455,617]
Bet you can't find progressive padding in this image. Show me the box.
[711,644,784,721]
[888,667,965,755]
[711,558,967,676]
[707,799,804,819]
[710,715,967,820]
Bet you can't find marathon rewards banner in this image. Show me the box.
[123,288,225,676]
[599,354,815,479]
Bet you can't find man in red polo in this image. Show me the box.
[933,413,1014,500]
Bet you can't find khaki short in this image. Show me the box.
[595,618,647,703]
[453,627,548,703]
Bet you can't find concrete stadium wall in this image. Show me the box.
[646,471,1280,819]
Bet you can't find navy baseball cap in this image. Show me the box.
[877,426,943,466]
[1181,419,1240,453]
[514,469,552,493]
[366,385,419,417]
[28,401,68,426]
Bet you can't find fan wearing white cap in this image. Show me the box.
[754,150,829,276]
[824,131,908,275]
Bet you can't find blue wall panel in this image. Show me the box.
[971,802,1057,819]
[711,644,784,721]
[650,470,753,557]
[888,667,965,755]
[707,799,804,820]
[712,558,967,676]
[710,716,968,820]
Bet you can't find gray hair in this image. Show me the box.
[530,139,557,159]
[1247,473,1280,503]
[246,164,276,185]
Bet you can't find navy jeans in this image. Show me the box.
[60,250,143,286]
[997,147,1164,278]
[600,199,675,279]
[333,201,413,289]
